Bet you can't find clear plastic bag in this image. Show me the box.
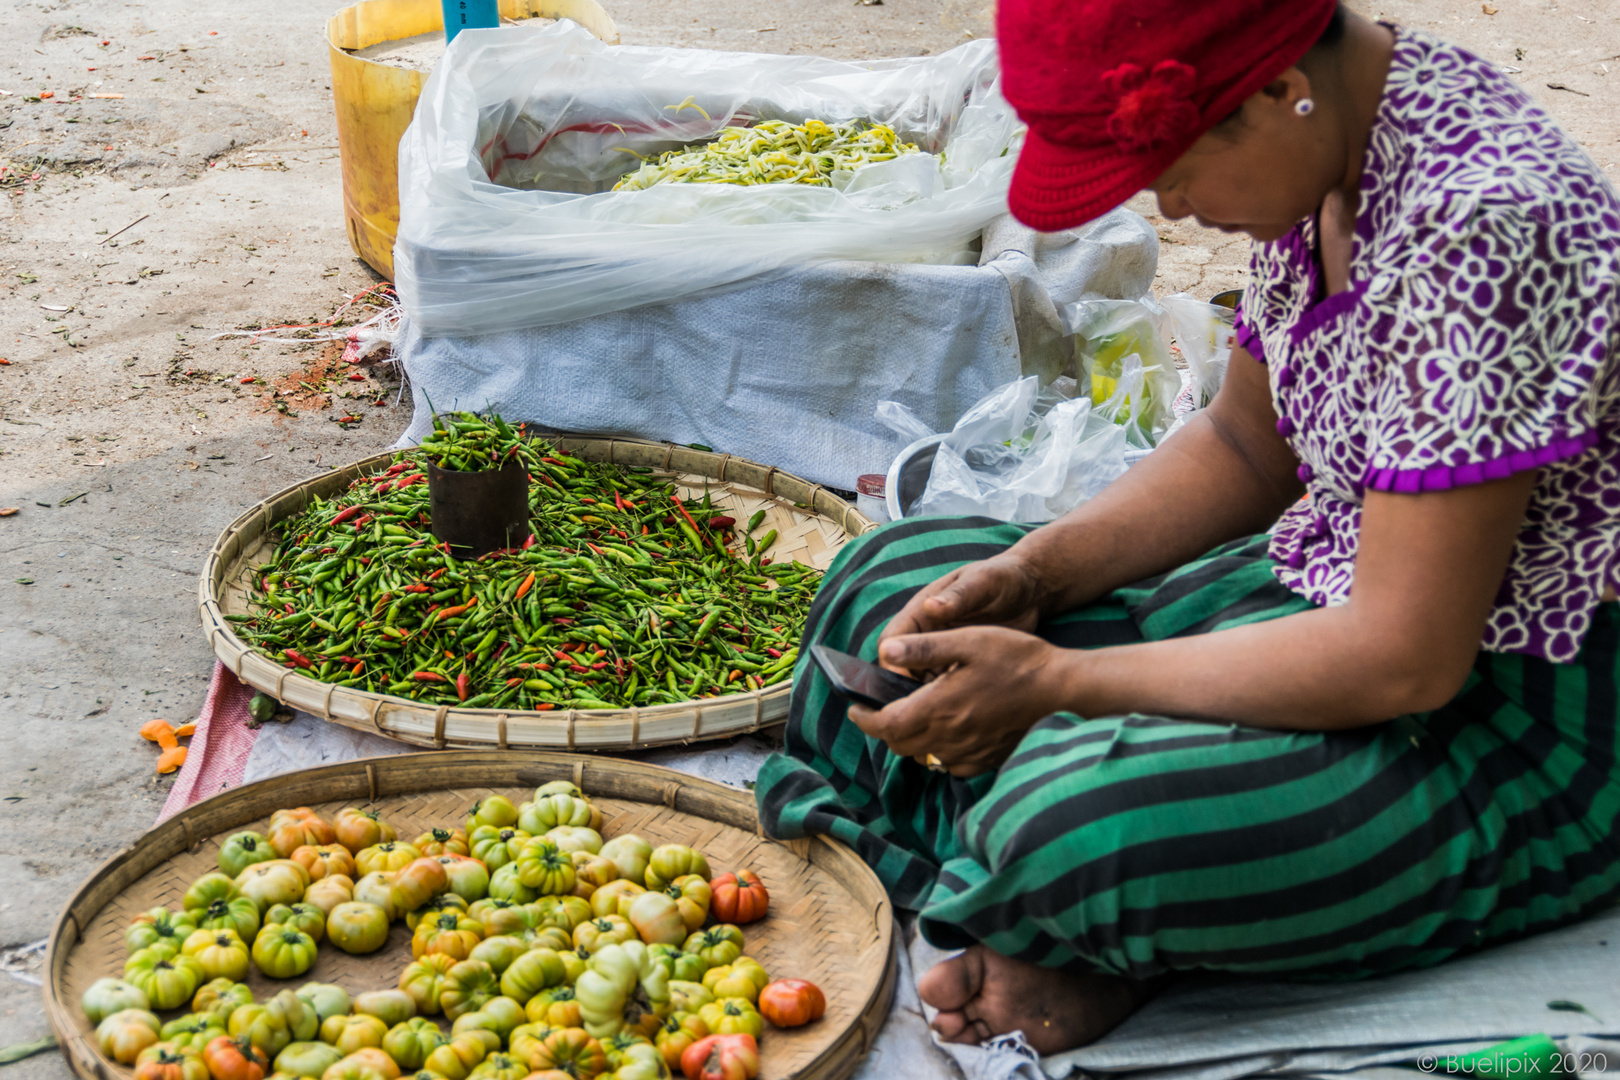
[878,376,1128,523]
[1062,298,1180,449]
[394,21,1022,336]
[1160,292,1236,408]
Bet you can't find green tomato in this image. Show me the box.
[353,989,418,1028]
[437,857,490,904]
[81,977,150,1024]
[219,832,277,878]
[575,942,670,1041]
[465,1051,528,1080]
[228,1002,291,1057]
[681,924,744,969]
[477,996,525,1042]
[293,982,351,1024]
[193,978,254,1020]
[158,1012,227,1050]
[327,902,391,955]
[516,793,593,834]
[464,795,519,834]
[698,996,763,1038]
[182,928,251,982]
[611,1042,668,1080]
[598,835,652,884]
[644,845,710,892]
[95,1009,161,1065]
[182,872,240,913]
[469,828,527,873]
[400,954,458,1017]
[487,863,538,904]
[541,826,601,856]
[513,839,574,896]
[648,944,709,984]
[124,949,206,1011]
[666,979,713,1015]
[273,1041,343,1079]
[125,908,200,955]
[235,860,309,913]
[497,948,565,1004]
[252,924,319,979]
[467,934,525,975]
[194,896,262,942]
[264,903,326,944]
[382,1017,449,1070]
[265,988,320,1042]
[439,960,499,1022]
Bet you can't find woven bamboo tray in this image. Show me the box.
[199,438,876,751]
[46,752,897,1080]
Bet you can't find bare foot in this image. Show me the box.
[916,945,1156,1055]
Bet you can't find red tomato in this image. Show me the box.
[708,871,768,924]
[757,979,826,1028]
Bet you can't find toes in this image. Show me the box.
[929,1009,968,1042]
[930,1010,990,1046]
[917,946,986,1012]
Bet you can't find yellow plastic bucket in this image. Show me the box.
[327,0,619,279]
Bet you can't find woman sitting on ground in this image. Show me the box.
[755,0,1620,1053]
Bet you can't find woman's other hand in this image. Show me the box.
[878,555,1045,675]
[850,625,1072,776]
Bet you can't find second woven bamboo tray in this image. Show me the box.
[45,752,897,1080]
[199,437,876,751]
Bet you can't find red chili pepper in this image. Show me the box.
[435,597,478,622]
[332,506,363,525]
[585,542,605,556]
[535,663,552,672]
[554,650,574,664]
[384,462,410,476]
[455,672,471,702]
[506,677,524,688]
[766,648,783,659]
[412,671,446,683]
[578,497,596,505]
[541,457,564,465]
[673,500,707,543]
[283,650,313,669]
[515,572,536,600]
[425,604,441,617]
[535,703,555,711]
[613,491,625,512]
[589,661,609,670]
[404,583,430,593]
[570,665,590,674]
[553,617,575,626]
[492,642,509,661]
[428,568,446,580]
[708,516,735,529]
[522,534,537,550]
[351,661,365,676]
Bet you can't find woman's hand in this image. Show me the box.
[878,554,1046,676]
[849,625,1074,776]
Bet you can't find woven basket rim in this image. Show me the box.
[42,750,898,1080]
[198,436,875,751]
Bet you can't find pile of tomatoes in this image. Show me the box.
[82,781,827,1080]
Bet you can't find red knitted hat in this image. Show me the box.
[998,0,1340,231]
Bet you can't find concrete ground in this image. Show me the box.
[0,0,1615,1073]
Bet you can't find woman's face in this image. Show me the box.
[1148,69,1347,243]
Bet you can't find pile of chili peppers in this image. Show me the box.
[416,410,527,471]
[227,422,817,712]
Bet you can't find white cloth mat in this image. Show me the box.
[244,715,1620,1080]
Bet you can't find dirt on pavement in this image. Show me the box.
[0,0,1615,1072]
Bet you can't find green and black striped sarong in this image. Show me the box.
[755,517,1620,980]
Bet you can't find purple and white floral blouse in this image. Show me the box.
[1234,25,1620,663]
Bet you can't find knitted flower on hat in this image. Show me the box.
[1103,60,1200,151]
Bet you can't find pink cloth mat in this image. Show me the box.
[157,661,260,823]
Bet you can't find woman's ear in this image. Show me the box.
[1256,67,1315,116]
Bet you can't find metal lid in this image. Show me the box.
[855,474,886,497]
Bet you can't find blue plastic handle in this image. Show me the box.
[442,0,499,44]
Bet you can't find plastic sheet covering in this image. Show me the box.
[393,20,1022,335]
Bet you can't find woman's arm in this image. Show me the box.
[879,346,1302,643]
[872,470,1535,764]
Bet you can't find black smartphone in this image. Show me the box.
[810,644,924,709]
